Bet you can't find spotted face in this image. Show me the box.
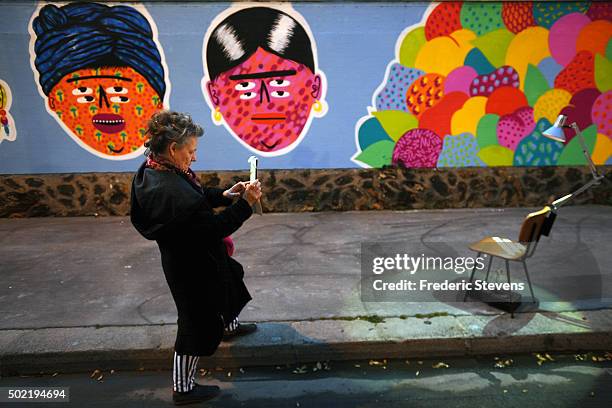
[47,67,163,158]
[207,48,321,154]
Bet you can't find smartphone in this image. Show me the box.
[248,155,258,183]
[247,156,263,215]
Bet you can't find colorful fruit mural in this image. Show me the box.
[28,2,170,160]
[0,79,17,145]
[352,1,612,168]
[202,4,328,157]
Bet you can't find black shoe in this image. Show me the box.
[172,383,220,406]
[223,322,257,340]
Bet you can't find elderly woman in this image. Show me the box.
[130,110,261,405]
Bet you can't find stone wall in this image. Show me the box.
[0,166,610,217]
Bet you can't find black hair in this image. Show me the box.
[144,110,203,156]
[206,7,315,80]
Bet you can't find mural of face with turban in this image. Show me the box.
[202,6,328,157]
[29,2,170,160]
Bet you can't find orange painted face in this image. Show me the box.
[47,67,163,158]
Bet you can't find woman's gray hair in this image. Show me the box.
[144,110,203,156]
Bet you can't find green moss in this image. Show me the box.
[414,312,449,319]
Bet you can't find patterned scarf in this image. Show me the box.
[145,154,201,190]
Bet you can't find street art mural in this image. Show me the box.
[29,2,170,160]
[0,79,17,145]
[202,4,328,157]
[352,1,612,168]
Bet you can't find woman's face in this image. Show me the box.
[207,47,321,154]
[47,67,163,158]
[168,136,198,172]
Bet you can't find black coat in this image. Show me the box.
[130,162,253,356]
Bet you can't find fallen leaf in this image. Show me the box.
[432,362,449,369]
[90,369,101,379]
[292,365,307,374]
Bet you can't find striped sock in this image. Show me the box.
[225,317,239,332]
[173,352,199,393]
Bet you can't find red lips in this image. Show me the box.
[92,113,125,134]
[251,113,286,125]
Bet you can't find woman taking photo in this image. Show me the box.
[130,110,260,405]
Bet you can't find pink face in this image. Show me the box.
[207,47,321,153]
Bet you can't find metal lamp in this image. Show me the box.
[542,114,605,210]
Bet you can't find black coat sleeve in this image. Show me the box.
[177,197,253,240]
[203,187,234,208]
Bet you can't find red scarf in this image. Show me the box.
[145,154,201,190]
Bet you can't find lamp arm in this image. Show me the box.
[570,122,602,180]
[551,177,603,210]
[550,123,605,211]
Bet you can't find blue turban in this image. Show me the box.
[32,3,166,98]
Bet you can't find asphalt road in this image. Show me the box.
[1,353,611,407]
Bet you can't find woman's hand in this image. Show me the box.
[244,180,262,206]
[223,181,248,199]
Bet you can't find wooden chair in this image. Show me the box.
[463,206,556,303]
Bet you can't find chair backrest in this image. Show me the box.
[518,206,552,257]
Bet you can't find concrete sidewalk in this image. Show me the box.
[1,206,611,375]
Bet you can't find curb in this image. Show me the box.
[2,310,612,376]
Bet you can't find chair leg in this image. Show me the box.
[463,252,481,301]
[484,255,493,281]
[505,260,515,318]
[521,261,536,303]
[505,259,512,299]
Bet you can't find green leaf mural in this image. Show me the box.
[557,125,598,165]
[471,28,514,68]
[524,64,550,106]
[595,54,612,93]
[399,27,426,68]
[476,114,500,149]
[358,117,392,151]
[372,110,418,142]
[354,140,395,168]
[477,145,514,166]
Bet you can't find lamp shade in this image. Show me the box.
[542,114,568,143]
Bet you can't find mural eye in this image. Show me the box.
[239,92,257,100]
[235,82,256,91]
[110,96,130,103]
[106,86,128,94]
[270,91,290,98]
[72,87,93,95]
[269,79,290,87]
[76,95,95,103]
